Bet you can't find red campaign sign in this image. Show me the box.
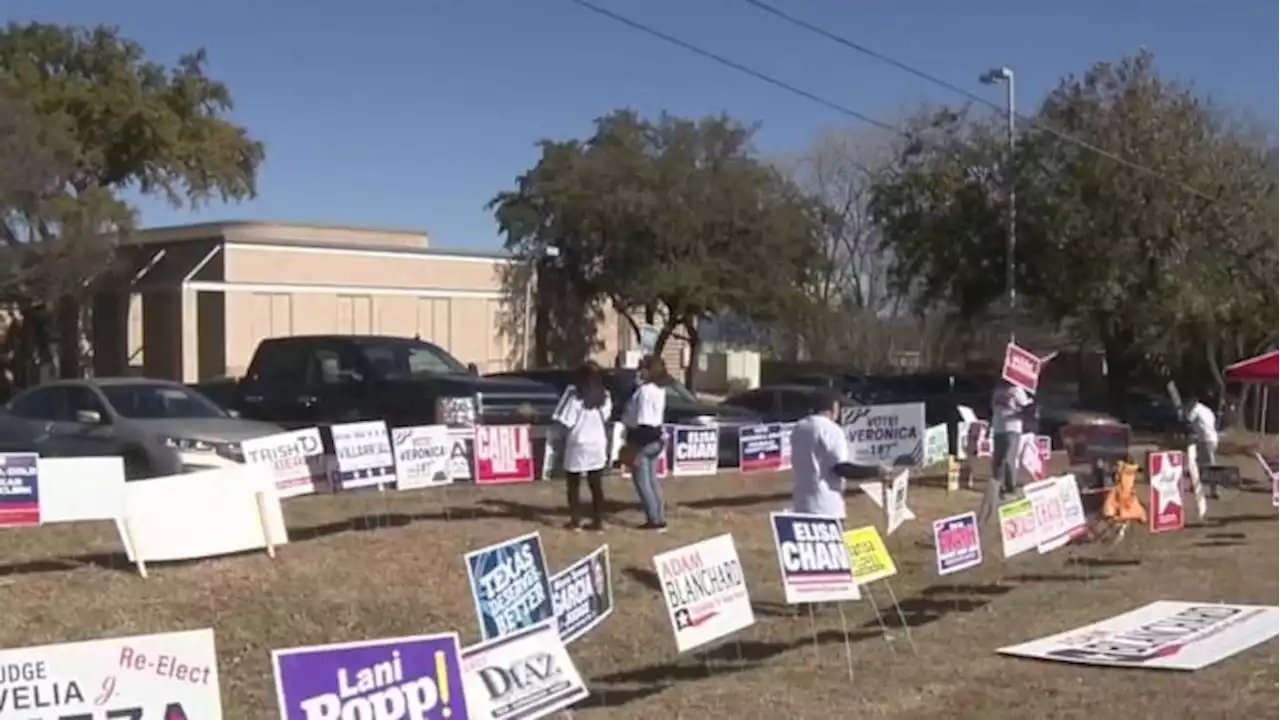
[1036,435,1052,462]
[1001,343,1042,392]
[473,425,535,485]
[1147,450,1185,533]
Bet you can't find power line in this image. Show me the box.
[742,0,1221,203]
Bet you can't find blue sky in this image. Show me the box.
[8,1,1277,251]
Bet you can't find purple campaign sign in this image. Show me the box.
[272,632,468,720]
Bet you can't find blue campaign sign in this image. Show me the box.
[739,424,783,472]
[769,512,860,605]
[465,531,555,641]
[549,545,614,644]
[0,453,40,527]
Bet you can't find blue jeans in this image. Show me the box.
[630,441,666,525]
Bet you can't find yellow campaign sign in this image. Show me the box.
[843,525,897,585]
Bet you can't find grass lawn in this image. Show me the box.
[1,453,1276,718]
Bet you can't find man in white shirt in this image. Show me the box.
[978,380,1033,524]
[1183,395,1220,498]
[790,389,879,519]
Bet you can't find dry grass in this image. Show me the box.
[1,453,1277,719]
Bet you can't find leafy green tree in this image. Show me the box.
[491,109,822,385]
[0,22,264,384]
[870,51,1277,406]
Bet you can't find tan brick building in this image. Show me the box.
[91,221,640,382]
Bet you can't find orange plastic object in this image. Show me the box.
[1102,461,1147,524]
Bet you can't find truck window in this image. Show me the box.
[353,338,466,378]
[248,342,309,385]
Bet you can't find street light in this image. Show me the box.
[522,244,560,369]
[980,66,1016,341]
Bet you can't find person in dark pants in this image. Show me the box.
[552,361,613,531]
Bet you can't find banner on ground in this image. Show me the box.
[272,632,467,719]
[653,534,755,653]
[242,428,327,498]
[670,425,719,476]
[1147,450,1185,533]
[1002,342,1042,392]
[739,424,784,472]
[392,425,454,491]
[0,452,40,526]
[448,429,475,482]
[769,512,860,604]
[779,422,795,470]
[923,424,949,467]
[461,619,589,719]
[330,420,396,490]
[997,601,1280,670]
[885,469,911,535]
[933,511,982,575]
[1023,475,1087,553]
[841,403,926,466]
[998,498,1038,559]
[843,525,897,585]
[474,425,535,485]
[549,545,614,645]
[465,532,555,641]
[0,629,222,718]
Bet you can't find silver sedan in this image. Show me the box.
[1,377,284,479]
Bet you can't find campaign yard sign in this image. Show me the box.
[448,428,475,482]
[923,424,949,467]
[841,403,926,466]
[1147,450,1185,533]
[779,422,795,470]
[330,420,396,490]
[474,425,535,485]
[654,534,755,653]
[998,498,1038,559]
[460,619,589,720]
[1002,342,1042,392]
[392,425,454,491]
[997,601,1280,671]
[466,532,555,641]
[272,632,467,720]
[932,512,982,575]
[549,545,614,644]
[0,452,40,526]
[1018,433,1046,481]
[769,513,860,604]
[885,469,911,535]
[1023,475,1087,553]
[242,428,327,498]
[842,525,897,585]
[739,424,783,472]
[671,425,719,476]
[0,628,222,718]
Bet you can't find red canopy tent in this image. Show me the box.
[1225,350,1279,383]
[1224,350,1278,434]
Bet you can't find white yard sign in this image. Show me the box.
[841,403,926,466]
[241,427,326,498]
[460,619,588,719]
[1022,475,1087,553]
[998,601,1280,670]
[391,425,454,490]
[884,469,911,535]
[653,534,756,653]
[0,629,222,718]
[330,420,396,490]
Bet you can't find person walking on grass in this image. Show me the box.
[552,361,613,531]
[621,354,669,532]
[1183,394,1221,499]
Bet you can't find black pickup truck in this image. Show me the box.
[196,335,562,431]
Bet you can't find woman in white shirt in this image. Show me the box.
[552,361,613,531]
[622,355,669,532]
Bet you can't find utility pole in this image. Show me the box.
[980,66,1017,342]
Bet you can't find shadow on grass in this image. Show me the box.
[478,498,637,525]
[1195,540,1250,548]
[0,551,137,576]
[859,583,994,630]
[622,567,662,593]
[1066,557,1141,568]
[1203,531,1247,540]
[680,492,792,511]
[1007,572,1110,584]
[290,507,515,542]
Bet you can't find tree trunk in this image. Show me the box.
[56,297,81,379]
[1102,332,1135,421]
[683,320,701,391]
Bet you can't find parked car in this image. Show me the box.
[2,378,284,479]
[721,384,838,423]
[208,335,562,433]
[486,367,762,468]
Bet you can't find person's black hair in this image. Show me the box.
[574,361,607,410]
[809,387,844,414]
